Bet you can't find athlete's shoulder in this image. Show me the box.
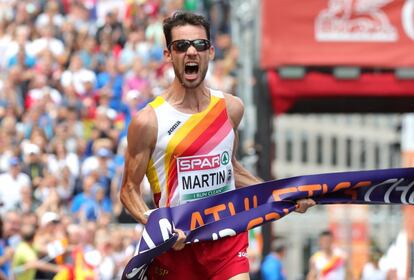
[222,92,244,128]
[310,251,324,261]
[129,105,157,130]
[222,91,243,104]
[127,105,157,152]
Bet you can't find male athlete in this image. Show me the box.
[120,11,315,280]
[307,230,348,280]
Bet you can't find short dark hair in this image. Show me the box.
[163,11,210,49]
[271,238,286,253]
[320,230,333,238]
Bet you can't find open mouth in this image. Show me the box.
[184,62,199,79]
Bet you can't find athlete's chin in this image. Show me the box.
[181,79,203,89]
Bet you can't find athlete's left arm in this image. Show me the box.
[224,93,262,188]
[224,93,316,212]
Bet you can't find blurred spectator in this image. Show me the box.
[85,115,119,156]
[96,11,126,47]
[2,210,21,245]
[361,247,388,280]
[71,175,98,221]
[18,184,36,214]
[33,211,66,280]
[0,115,23,163]
[0,157,31,214]
[47,141,80,178]
[145,13,164,47]
[7,43,36,70]
[92,228,116,280]
[21,212,38,230]
[207,59,235,93]
[261,238,287,280]
[33,170,59,206]
[123,58,150,98]
[112,227,132,279]
[31,25,65,62]
[21,143,45,185]
[26,74,62,110]
[33,50,63,89]
[0,215,13,280]
[78,35,99,71]
[82,145,115,181]
[307,230,348,280]
[66,2,90,33]
[96,57,124,109]
[21,111,52,145]
[35,183,62,219]
[12,223,60,280]
[119,29,151,71]
[35,1,64,31]
[60,53,96,97]
[4,25,32,66]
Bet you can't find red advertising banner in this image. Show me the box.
[261,0,414,68]
[267,71,414,114]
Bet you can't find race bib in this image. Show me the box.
[177,152,234,203]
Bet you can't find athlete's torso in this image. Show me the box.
[146,89,236,207]
[312,249,346,280]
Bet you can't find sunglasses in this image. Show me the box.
[168,39,211,53]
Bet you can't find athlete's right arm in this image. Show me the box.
[120,107,157,225]
[306,256,317,280]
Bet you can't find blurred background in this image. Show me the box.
[0,0,413,279]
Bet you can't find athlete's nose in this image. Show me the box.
[186,44,198,55]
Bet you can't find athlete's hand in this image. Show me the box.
[295,198,316,213]
[172,228,186,251]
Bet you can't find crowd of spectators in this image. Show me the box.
[0,0,238,279]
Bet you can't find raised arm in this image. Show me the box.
[120,106,157,225]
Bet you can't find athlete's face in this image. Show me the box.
[165,25,214,89]
[319,235,333,251]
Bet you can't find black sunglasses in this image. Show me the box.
[168,39,211,53]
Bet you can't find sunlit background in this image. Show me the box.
[0,0,413,279]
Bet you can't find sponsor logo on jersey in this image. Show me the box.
[168,121,181,135]
[178,154,221,172]
[177,152,234,202]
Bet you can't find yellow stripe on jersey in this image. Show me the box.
[149,96,165,109]
[164,95,221,199]
[146,158,161,194]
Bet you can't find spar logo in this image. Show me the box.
[178,152,230,172]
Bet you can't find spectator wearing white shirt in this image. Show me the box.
[60,53,96,97]
[30,25,65,60]
[35,1,64,31]
[361,248,388,280]
[26,74,62,109]
[0,157,31,214]
[4,25,33,64]
[47,141,80,178]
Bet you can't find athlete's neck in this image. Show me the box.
[322,248,333,257]
[164,79,211,113]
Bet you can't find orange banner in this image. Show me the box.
[261,0,414,68]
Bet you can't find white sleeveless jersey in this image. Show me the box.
[312,249,346,280]
[146,89,236,207]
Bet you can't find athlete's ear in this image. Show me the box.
[164,48,172,63]
[209,45,215,61]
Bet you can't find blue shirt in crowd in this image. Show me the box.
[261,253,286,280]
